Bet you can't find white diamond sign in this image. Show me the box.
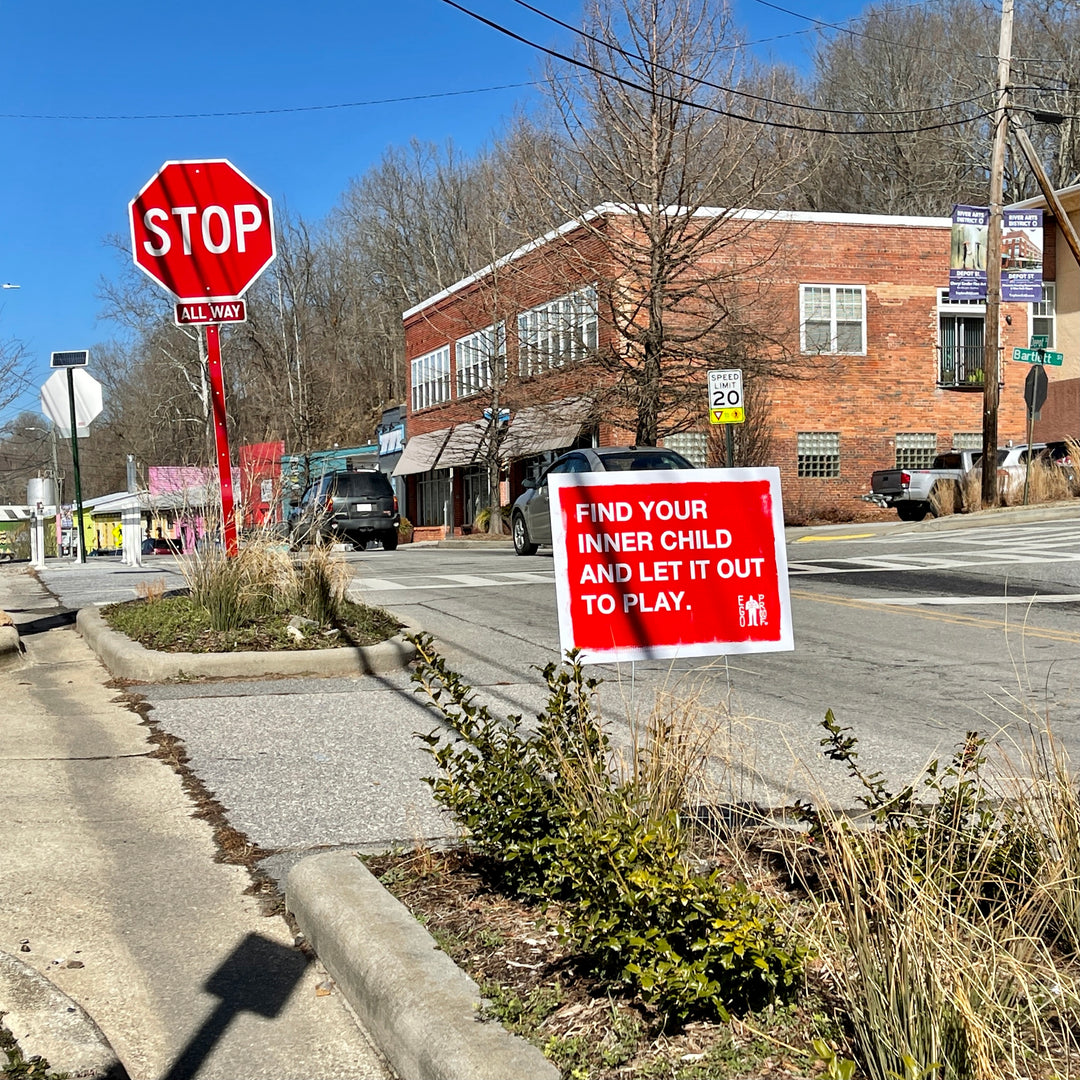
[41,368,103,438]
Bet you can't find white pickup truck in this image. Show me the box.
[869,443,1063,520]
[868,448,984,521]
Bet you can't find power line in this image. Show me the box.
[440,0,994,137]
[0,83,537,122]
[509,0,994,118]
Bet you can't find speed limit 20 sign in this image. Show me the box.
[708,369,744,425]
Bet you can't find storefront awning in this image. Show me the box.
[392,429,455,477]
[436,419,491,469]
[501,398,591,460]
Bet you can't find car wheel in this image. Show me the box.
[381,529,399,551]
[895,502,928,522]
[512,512,537,556]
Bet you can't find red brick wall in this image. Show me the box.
[402,210,1032,521]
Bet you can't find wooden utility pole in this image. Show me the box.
[982,0,1014,508]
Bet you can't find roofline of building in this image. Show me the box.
[1010,182,1080,213]
[401,203,953,321]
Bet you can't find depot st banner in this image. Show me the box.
[949,204,1043,302]
[549,468,793,664]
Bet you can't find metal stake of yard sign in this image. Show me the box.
[206,324,239,557]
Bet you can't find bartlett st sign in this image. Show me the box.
[549,468,793,663]
[1012,346,1063,367]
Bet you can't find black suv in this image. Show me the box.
[290,469,400,550]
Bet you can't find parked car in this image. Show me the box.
[290,468,400,551]
[511,445,695,556]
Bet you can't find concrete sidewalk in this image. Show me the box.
[0,564,389,1080]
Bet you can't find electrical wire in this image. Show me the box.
[0,83,537,122]
[508,0,994,118]
[440,0,994,137]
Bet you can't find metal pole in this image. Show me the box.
[66,368,87,564]
[981,0,1013,509]
[724,424,735,468]
[205,324,239,556]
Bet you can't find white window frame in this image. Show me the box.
[1031,282,1056,348]
[800,285,866,355]
[518,286,598,376]
[455,323,505,398]
[410,346,451,412]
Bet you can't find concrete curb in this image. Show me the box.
[0,950,129,1079]
[286,852,560,1080]
[76,606,418,681]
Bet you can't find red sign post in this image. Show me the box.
[129,160,276,555]
[549,468,793,663]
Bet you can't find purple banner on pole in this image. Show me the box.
[1002,208,1043,302]
[949,205,989,301]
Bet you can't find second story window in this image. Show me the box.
[518,286,598,376]
[456,324,505,398]
[1032,282,1056,347]
[410,346,451,412]
[938,288,986,388]
[800,285,866,354]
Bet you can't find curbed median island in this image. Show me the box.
[77,545,416,681]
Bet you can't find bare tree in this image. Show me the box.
[0,335,31,419]
[535,0,812,447]
[804,2,1000,215]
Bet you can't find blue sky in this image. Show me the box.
[0,0,865,424]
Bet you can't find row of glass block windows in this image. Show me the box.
[796,431,984,478]
[411,287,600,412]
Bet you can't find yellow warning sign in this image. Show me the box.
[709,407,745,425]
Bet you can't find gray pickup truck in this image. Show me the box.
[868,449,983,521]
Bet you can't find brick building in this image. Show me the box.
[396,204,1037,533]
[1015,186,1079,444]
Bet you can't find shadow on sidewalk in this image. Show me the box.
[12,610,76,636]
[160,933,310,1080]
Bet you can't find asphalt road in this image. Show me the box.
[31,505,1080,884]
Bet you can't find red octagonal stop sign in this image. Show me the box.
[129,159,276,302]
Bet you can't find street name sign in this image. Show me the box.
[548,468,792,664]
[1030,334,1049,349]
[130,159,276,302]
[1012,347,1063,366]
[707,368,745,424]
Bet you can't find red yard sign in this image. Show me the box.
[550,468,793,663]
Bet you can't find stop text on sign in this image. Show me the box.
[141,204,265,257]
[550,469,793,663]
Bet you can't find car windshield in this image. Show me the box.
[599,451,692,471]
[330,472,390,498]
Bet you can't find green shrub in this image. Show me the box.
[411,634,805,1021]
[413,633,603,893]
[549,806,804,1020]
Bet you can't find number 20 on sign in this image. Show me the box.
[708,368,745,424]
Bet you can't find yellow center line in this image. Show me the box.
[789,587,1080,643]
[794,533,876,542]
